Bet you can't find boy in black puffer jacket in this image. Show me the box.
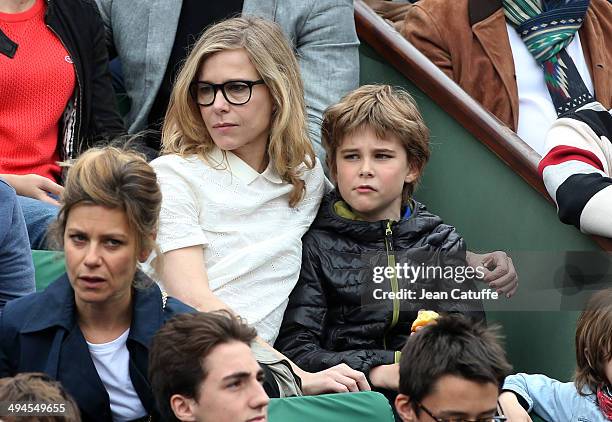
[275,85,517,408]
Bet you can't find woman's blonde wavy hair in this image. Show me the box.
[162,16,315,207]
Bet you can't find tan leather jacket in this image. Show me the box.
[401,0,612,131]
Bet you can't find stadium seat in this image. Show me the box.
[268,391,395,422]
[31,250,65,291]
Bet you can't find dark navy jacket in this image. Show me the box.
[0,273,193,421]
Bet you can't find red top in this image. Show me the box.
[0,0,76,182]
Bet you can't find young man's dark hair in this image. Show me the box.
[396,314,512,422]
[149,310,266,422]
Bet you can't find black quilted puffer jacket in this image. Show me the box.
[275,190,485,375]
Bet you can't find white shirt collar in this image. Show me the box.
[207,147,283,185]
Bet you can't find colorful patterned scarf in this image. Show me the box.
[502,0,594,115]
[598,386,612,420]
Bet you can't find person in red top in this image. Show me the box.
[0,0,125,249]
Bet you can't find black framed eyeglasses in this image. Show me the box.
[416,402,507,422]
[189,79,265,106]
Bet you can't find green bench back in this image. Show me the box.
[269,391,394,422]
[31,250,65,291]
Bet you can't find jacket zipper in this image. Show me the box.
[382,220,400,349]
[45,1,81,160]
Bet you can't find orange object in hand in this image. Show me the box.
[411,310,440,332]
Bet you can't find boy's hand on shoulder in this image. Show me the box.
[466,250,518,298]
[369,363,399,391]
[498,391,532,421]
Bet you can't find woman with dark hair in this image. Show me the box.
[0,147,192,421]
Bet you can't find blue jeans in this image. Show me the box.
[17,196,59,250]
[0,184,35,309]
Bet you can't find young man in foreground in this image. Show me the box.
[149,311,269,422]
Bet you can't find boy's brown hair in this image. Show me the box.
[321,84,430,202]
[149,310,258,422]
[575,288,612,395]
[0,373,81,421]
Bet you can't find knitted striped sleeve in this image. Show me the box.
[538,102,612,238]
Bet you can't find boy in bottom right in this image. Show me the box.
[500,288,612,421]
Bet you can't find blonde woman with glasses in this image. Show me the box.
[150,16,369,396]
